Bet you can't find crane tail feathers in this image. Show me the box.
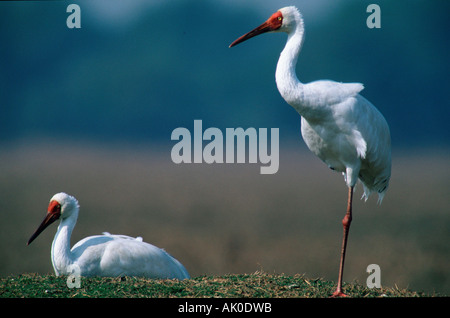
[376,191,386,205]
[360,183,387,205]
[361,186,371,202]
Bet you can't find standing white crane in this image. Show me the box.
[27,192,190,280]
[230,6,391,297]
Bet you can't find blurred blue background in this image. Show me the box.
[1,0,449,147]
[1,0,449,295]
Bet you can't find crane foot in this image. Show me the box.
[331,289,349,298]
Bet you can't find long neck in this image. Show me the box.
[275,22,306,113]
[51,214,76,276]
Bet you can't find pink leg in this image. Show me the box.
[331,186,353,297]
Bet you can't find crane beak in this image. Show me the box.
[229,21,273,48]
[27,210,60,246]
[229,11,283,48]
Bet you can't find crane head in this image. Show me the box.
[27,200,61,245]
[229,6,301,48]
[27,193,79,245]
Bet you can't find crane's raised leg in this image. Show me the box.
[331,186,354,297]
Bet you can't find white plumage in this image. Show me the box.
[27,192,190,280]
[230,6,391,297]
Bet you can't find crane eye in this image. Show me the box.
[277,17,282,21]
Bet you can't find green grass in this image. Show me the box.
[0,271,430,298]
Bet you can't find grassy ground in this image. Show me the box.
[0,271,430,298]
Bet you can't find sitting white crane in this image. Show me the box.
[27,192,190,280]
[230,6,391,297]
